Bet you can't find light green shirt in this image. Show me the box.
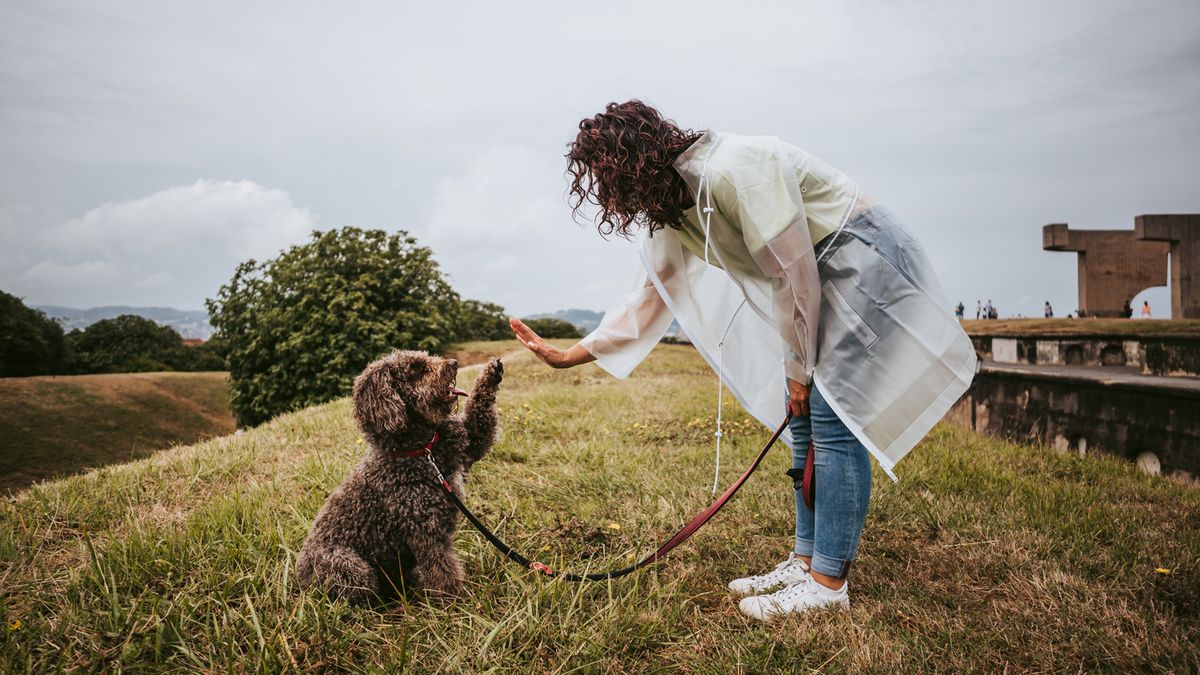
[675,134,859,275]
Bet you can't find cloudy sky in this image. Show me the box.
[2,1,1197,319]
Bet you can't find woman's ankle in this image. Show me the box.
[809,569,845,590]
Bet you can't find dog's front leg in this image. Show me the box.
[463,358,503,462]
[409,531,464,603]
[297,544,381,607]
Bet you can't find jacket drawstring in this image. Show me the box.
[694,152,746,494]
[712,299,746,493]
[698,152,716,267]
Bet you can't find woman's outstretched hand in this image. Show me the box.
[510,317,582,368]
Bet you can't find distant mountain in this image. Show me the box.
[524,308,605,334]
[35,305,214,340]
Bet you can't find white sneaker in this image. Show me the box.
[727,553,811,597]
[738,577,850,621]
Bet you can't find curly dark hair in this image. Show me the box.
[566,100,703,238]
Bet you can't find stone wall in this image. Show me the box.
[947,368,1200,480]
[969,334,1200,377]
[1145,340,1200,377]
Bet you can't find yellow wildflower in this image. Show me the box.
[607,523,621,531]
[1155,567,1172,575]
[7,619,20,631]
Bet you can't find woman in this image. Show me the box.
[509,100,976,620]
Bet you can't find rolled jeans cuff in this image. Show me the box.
[793,538,814,557]
[811,550,854,579]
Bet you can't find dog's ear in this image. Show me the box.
[353,359,407,434]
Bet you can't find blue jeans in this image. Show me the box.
[786,380,872,579]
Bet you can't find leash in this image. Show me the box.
[423,414,791,581]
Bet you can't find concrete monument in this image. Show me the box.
[1042,222,1168,318]
[1135,214,1200,319]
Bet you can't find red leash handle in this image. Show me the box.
[802,439,816,511]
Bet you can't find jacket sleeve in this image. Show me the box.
[711,153,819,385]
[578,263,674,379]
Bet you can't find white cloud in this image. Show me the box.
[19,260,123,289]
[7,180,316,308]
[46,179,314,262]
[417,145,640,317]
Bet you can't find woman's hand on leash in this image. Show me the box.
[788,378,811,417]
[509,318,594,369]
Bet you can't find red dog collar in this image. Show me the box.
[395,432,438,457]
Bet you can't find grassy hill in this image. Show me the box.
[0,371,233,494]
[963,318,1200,336]
[1,343,1196,671]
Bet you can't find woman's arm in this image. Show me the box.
[509,318,596,368]
[511,268,672,375]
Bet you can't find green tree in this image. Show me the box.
[456,299,511,341]
[169,342,227,371]
[66,314,184,373]
[207,227,464,427]
[520,317,582,339]
[0,290,68,377]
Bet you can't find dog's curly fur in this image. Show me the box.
[296,350,503,605]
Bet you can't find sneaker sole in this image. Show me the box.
[738,598,850,622]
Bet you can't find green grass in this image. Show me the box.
[0,372,234,495]
[1,342,1197,672]
[963,318,1200,336]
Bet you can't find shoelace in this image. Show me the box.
[755,556,807,584]
[768,575,814,603]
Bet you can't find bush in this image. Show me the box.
[456,300,511,341]
[207,227,466,427]
[520,317,581,339]
[0,290,68,377]
[170,343,227,372]
[66,315,184,374]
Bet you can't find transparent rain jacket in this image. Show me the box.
[579,131,977,478]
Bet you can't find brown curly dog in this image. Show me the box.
[296,350,503,606]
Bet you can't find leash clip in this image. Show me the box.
[425,455,447,484]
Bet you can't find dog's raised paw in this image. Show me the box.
[479,358,504,387]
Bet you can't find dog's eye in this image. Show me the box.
[399,360,427,380]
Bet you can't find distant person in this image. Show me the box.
[984,299,995,320]
[510,100,976,620]
[1044,301,1053,318]
[1124,301,1133,318]
[976,300,982,320]
[955,302,965,320]
[1141,301,1152,319]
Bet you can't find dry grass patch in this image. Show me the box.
[0,371,235,494]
